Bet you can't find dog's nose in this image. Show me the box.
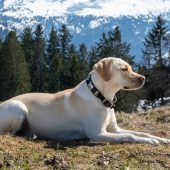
[139,76,145,82]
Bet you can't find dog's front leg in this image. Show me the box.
[89,132,160,144]
[114,128,170,144]
[84,117,160,144]
[106,110,170,144]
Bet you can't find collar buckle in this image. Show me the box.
[103,99,114,108]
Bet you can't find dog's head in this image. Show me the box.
[93,57,145,91]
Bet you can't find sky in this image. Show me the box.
[2,0,170,18]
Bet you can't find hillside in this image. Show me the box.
[0,106,170,169]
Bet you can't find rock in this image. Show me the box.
[164,117,170,123]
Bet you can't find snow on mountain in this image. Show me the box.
[76,0,170,18]
[137,97,170,112]
[0,0,170,61]
[1,0,170,18]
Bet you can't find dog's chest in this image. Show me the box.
[93,108,114,128]
[105,108,114,124]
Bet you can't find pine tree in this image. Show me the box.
[32,24,47,92]
[78,43,89,79]
[58,24,72,89]
[68,44,81,87]
[59,24,72,59]
[142,15,170,105]
[164,32,170,67]
[0,31,30,100]
[96,26,134,64]
[108,26,121,56]
[96,32,112,58]
[108,26,134,63]
[0,38,2,50]
[142,15,168,67]
[89,46,99,70]
[47,26,61,92]
[21,27,34,90]
[47,26,60,68]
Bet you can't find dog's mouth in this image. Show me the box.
[123,84,144,90]
[123,86,129,90]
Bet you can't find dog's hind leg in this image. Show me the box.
[0,100,28,135]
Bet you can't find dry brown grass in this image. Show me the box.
[0,106,170,169]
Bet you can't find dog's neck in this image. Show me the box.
[90,70,120,101]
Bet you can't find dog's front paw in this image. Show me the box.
[147,138,160,145]
[157,137,170,144]
[137,137,160,145]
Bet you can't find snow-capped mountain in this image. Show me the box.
[0,0,170,61]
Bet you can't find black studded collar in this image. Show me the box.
[86,74,117,109]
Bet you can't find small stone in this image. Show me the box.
[104,160,109,165]
[164,117,170,123]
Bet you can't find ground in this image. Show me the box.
[0,106,170,170]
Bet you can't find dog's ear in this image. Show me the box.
[93,58,113,81]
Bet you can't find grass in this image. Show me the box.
[0,106,170,169]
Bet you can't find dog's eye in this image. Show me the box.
[121,68,128,72]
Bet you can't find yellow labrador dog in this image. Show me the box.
[0,57,169,144]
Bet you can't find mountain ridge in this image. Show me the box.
[1,0,170,61]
